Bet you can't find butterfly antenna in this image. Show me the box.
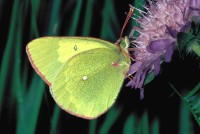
[119,5,135,40]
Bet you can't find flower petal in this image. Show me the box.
[147,39,172,54]
[189,0,200,10]
[126,77,136,88]
[166,25,178,38]
[180,22,191,32]
[138,69,147,88]
[154,57,161,75]
[165,42,175,62]
[127,62,141,75]
[139,88,144,100]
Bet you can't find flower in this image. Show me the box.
[127,0,200,99]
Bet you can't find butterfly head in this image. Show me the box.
[119,36,130,50]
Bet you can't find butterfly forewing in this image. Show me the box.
[26,37,118,86]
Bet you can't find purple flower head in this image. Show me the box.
[127,0,200,98]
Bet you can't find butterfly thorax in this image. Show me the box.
[112,36,131,73]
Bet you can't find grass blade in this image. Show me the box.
[50,105,61,134]
[82,0,94,36]
[89,119,97,134]
[141,111,149,134]
[30,0,41,37]
[151,118,159,134]
[68,0,83,36]
[178,101,192,134]
[0,0,19,109]
[130,0,145,37]
[47,0,61,35]
[183,83,200,126]
[98,106,121,134]
[100,0,119,40]
[16,75,45,134]
[170,83,200,126]
[123,114,135,134]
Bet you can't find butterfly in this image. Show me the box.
[26,6,134,119]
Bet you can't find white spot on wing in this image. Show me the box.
[82,76,88,81]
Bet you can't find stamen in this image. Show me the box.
[147,0,155,6]
[132,26,148,36]
[129,4,147,14]
[131,36,138,39]
[139,12,152,23]
[130,16,145,25]
[146,9,153,16]
[129,37,138,40]
[129,28,135,38]
[128,48,142,51]
[131,40,143,44]
[139,3,149,10]
[130,43,139,47]
[133,13,141,18]
[148,14,155,19]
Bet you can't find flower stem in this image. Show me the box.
[190,41,200,57]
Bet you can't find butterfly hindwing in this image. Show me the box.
[50,48,127,119]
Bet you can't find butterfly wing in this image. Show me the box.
[26,37,118,86]
[50,48,130,119]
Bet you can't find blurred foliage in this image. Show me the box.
[177,20,200,57]
[184,83,200,127]
[0,0,200,133]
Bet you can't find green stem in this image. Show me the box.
[190,41,200,57]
